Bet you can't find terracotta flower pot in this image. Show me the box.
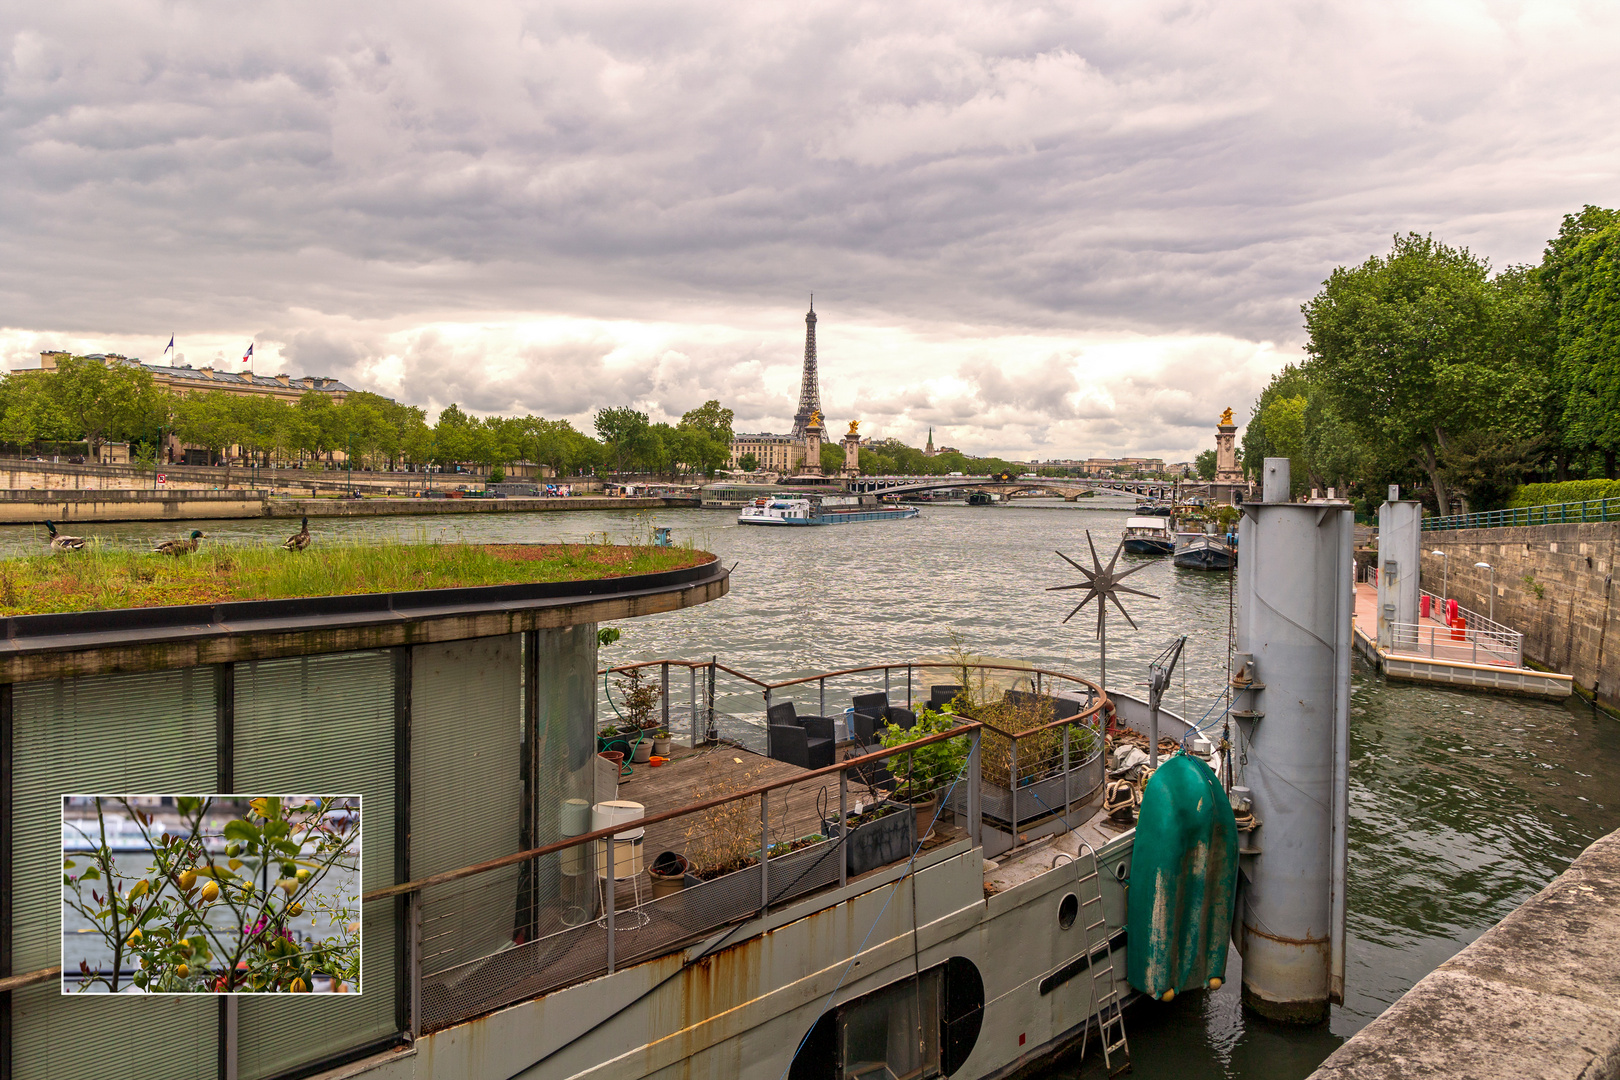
[598,750,624,770]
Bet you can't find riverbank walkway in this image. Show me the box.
[1309,826,1620,1080]
[1351,581,1571,699]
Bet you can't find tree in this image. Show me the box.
[1194,449,1217,480]
[1552,219,1620,478]
[41,357,162,456]
[173,392,245,476]
[678,400,735,444]
[737,453,759,472]
[1302,233,1541,513]
[594,407,652,474]
[820,441,845,473]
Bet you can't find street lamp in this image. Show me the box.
[1431,549,1448,606]
[1474,561,1494,622]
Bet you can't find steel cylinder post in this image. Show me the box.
[1377,493,1422,649]
[1235,464,1353,1024]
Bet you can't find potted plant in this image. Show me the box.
[652,729,673,757]
[648,851,689,898]
[615,667,663,731]
[630,730,653,764]
[879,708,970,841]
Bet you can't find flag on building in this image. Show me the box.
[164,335,174,355]
[243,343,254,363]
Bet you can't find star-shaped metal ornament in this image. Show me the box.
[1048,531,1159,691]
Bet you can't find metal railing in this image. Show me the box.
[1423,497,1620,531]
[375,659,1108,1036]
[1388,619,1523,666]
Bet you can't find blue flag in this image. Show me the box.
[164,335,174,354]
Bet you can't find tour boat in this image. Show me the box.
[738,493,920,525]
[1122,516,1176,555]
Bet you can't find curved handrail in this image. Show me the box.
[599,658,1105,699]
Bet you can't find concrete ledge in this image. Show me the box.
[1309,829,1620,1080]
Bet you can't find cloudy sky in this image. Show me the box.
[2,1,1615,461]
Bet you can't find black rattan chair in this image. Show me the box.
[766,701,835,769]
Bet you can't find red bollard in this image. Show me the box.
[1421,595,1432,619]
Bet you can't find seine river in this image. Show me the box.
[6,498,1619,1075]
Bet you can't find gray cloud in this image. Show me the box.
[2,0,1616,460]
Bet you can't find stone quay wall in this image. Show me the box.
[1422,523,1618,713]
[1308,827,1620,1080]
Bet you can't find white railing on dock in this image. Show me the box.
[1389,617,1523,668]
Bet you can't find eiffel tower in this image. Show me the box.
[791,297,822,438]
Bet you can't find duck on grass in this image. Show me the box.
[0,540,709,616]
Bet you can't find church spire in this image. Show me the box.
[792,297,822,439]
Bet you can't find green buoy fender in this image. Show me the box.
[1125,753,1239,1000]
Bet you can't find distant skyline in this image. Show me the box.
[3,1,1616,461]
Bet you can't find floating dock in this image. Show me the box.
[1351,581,1571,699]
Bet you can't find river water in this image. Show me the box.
[6,499,1618,1075]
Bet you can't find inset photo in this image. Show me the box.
[61,794,361,994]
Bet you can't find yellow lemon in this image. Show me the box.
[287,902,304,917]
[295,868,311,882]
[178,869,197,890]
[199,880,220,903]
[126,929,143,946]
[175,963,189,979]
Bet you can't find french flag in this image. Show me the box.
[242,343,254,366]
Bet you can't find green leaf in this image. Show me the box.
[80,866,100,881]
[222,819,258,845]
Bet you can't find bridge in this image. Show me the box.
[845,475,1191,501]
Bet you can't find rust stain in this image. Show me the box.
[1243,922,1329,947]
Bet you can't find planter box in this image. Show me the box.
[668,836,842,934]
[823,802,915,877]
[949,749,1103,826]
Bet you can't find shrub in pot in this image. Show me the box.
[652,729,673,757]
[880,708,969,841]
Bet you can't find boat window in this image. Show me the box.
[841,967,941,1078]
[789,958,982,1079]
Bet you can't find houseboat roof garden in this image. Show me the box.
[0,541,711,617]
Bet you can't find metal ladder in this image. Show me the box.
[1074,840,1131,1076]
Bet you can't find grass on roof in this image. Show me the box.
[0,541,711,616]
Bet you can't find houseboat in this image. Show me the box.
[1121,515,1176,555]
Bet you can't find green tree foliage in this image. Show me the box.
[594,406,655,474]
[1303,233,1548,512]
[1552,219,1620,478]
[174,391,246,474]
[64,795,360,993]
[1194,449,1216,480]
[737,452,759,472]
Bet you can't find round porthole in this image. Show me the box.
[1058,892,1078,930]
[1113,860,1129,882]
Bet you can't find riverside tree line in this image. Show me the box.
[1243,205,1620,515]
[0,358,1039,479]
[0,362,739,478]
